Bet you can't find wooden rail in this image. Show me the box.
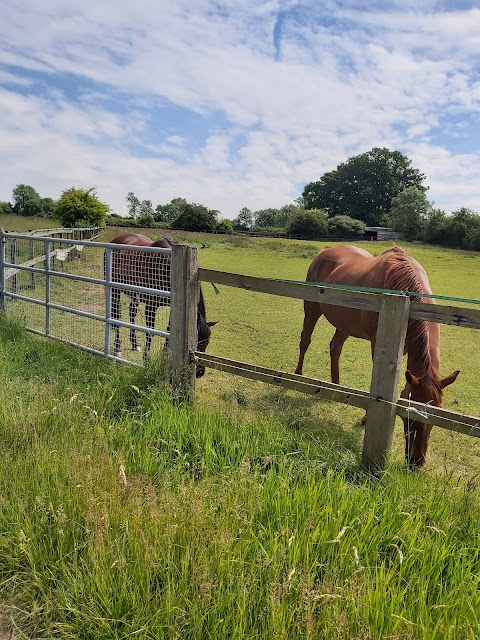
[196,267,480,471]
[199,268,480,330]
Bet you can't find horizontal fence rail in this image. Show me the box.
[0,230,173,366]
[199,268,480,330]
[198,267,480,470]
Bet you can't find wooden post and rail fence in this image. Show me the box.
[1,234,478,471]
[170,245,480,471]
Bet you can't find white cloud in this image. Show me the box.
[0,0,479,216]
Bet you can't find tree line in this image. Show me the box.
[2,146,479,250]
[0,185,108,228]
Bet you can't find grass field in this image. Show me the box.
[1,221,479,637]
[100,226,480,477]
[1,314,479,639]
[0,214,62,233]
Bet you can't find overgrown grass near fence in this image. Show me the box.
[1,316,480,639]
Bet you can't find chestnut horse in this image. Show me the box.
[295,245,459,468]
[108,233,215,377]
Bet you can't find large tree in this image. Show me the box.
[12,184,43,217]
[302,148,427,226]
[56,188,109,227]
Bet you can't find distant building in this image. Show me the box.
[362,226,405,241]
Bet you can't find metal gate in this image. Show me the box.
[0,231,172,365]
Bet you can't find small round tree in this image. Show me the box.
[328,215,366,239]
[286,209,328,239]
[56,188,109,228]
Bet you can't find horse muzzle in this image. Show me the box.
[195,365,206,378]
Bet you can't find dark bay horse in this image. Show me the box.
[295,244,459,467]
[108,233,215,377]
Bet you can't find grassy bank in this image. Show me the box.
[1,316,479,639]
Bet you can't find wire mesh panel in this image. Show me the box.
[0,232,172,364]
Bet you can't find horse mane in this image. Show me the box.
[382,246,442,403]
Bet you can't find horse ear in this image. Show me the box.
[440,370,460,389]
[207,321,219,327]
[405,370,420,386]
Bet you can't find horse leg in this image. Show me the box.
[295,302,322,375]
[163,310,171,352]
[330,330,348,384]
[129,296,141,352]
[144,301,157,361]
[111,288,122,357]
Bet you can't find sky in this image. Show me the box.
[1,0,480,219]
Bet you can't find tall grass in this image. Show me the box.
[0,315,479,638]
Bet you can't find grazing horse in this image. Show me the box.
[295,244,459,468]
[108,233,215,377]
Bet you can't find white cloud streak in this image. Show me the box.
[0,0,479,216]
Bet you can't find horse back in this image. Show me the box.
[109,234,171,303]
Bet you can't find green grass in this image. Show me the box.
[0,214,62,233]
[5,226,480,474]
[1,314,480,639]
[101,227,480,477]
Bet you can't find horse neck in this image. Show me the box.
[198,286,207,320]
[406,318,440,378]
[382,248,441,391]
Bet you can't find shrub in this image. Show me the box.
[327,215,366,239]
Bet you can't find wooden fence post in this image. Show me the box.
[168,244,199,401]
[362,294,410,472]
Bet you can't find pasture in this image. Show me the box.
[0,214,62,233]
[1,224,479,638]
[102,227,480,477]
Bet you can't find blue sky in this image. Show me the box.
[1,0,480,218]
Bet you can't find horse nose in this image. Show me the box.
[196,365,206,378]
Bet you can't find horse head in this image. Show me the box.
[400,369,460,468]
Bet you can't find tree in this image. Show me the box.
[154,197,188,224]
[216,218,233,233]
[254,208,279,228]
[422,208,449,245]
[303,148,427,226]
[172,203,218,232]
[12,184,43,217]
[286,209,328,239]
[232,207,254,231]
[126,192,141,218]
[328,215,366,239]
[40,197,57,217]
[56,188,109,227]
[139,199,154,217]
[445,207,480,249]
[136,213,156,228]
[0,201,13,215]
[385,186,431,240]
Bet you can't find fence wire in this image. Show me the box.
[1,233,172,363]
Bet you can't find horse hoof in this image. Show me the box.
[133,346,142,353]
[114,351,122,358]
